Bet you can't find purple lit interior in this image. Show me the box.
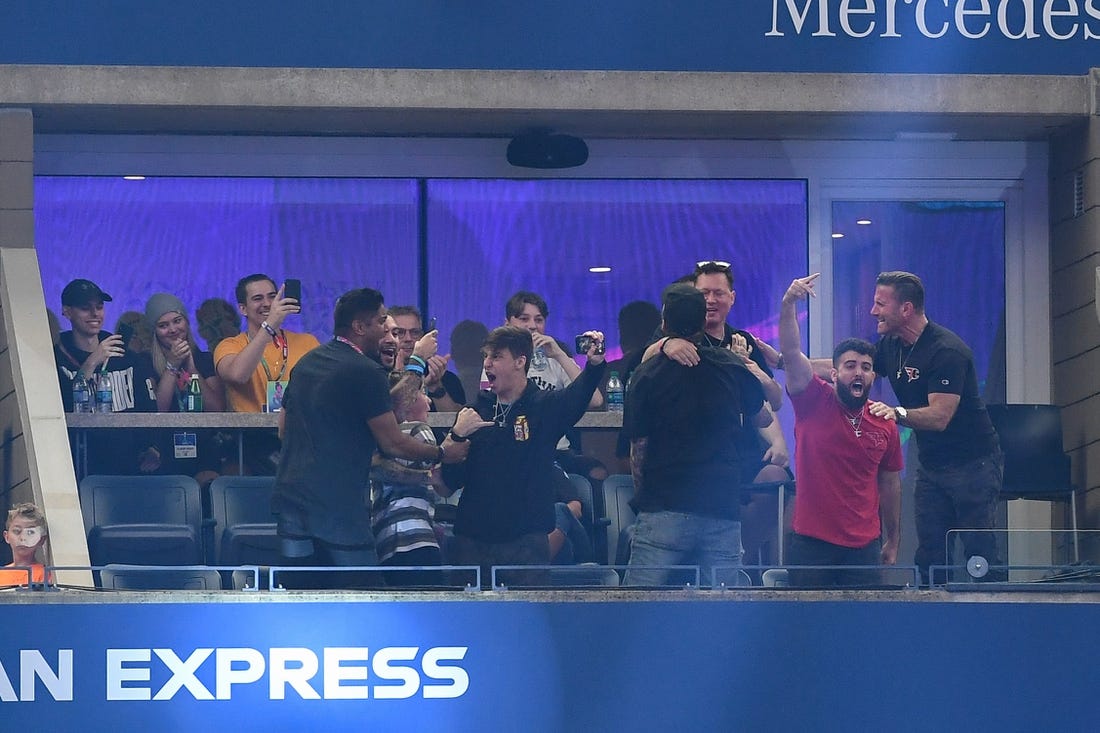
[35,177,809,359]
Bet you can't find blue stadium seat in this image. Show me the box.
[99,564,223,590]
[208,475,280,566]
[601,474,636,566]
[987,403,1079,562]
[78,475,204,567]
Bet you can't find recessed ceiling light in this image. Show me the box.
[589,266,612,273]
[122,175,146,181]
[856,219,872,225]
[831,233,845,239]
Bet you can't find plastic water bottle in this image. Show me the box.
[607,371,624,413]
[185,372,203,412]
[531,346,549,370]
[71,372,91,413]
[95,371,114,413]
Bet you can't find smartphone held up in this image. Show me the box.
[283,279,302,314]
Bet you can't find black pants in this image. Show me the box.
[914,451,1004,584]
[786,533,882,588]
[450,532,550,588]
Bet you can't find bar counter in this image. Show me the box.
[66,410,624,430]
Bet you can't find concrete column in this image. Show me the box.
[0,108,92,584]
[0,109,36,507]
[0,109,34,249]
[1050,74,1100,561]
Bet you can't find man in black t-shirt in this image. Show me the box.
[55,279,158,414]
[866,271,1003,583]
[54,279,159,475]
[642,261,791,566]
[272,288,484,582]
[623,284,771,587]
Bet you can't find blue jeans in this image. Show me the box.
[624,510,742,588]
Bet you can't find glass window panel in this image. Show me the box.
[34,176,419,345]
[831,200,1006,404]
[425,179,808,359]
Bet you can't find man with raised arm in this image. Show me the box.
[779,273,902,587]
[442,325,607,584]
[214,273,320,413]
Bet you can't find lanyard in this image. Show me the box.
[335,336,363,355]
[247,330,289,382]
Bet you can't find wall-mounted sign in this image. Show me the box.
[0,1,1097,75]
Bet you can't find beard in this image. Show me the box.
[836,382,869,411]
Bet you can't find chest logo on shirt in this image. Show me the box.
[903,366,920,383]
[866,430,889,452]
[513,415,530,441]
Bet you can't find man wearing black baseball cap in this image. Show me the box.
[61,279,112,309]
[55,278,157,415]
[622,283,772,588]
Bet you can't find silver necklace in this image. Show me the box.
[896,342,917,380]
[896,328,925,379]
[843,408,864,438]
[493,400,513,426]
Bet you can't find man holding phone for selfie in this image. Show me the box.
[54,278,160,475]
[387,305,466,411]
[215,273,320,413]
[55,278,158,414]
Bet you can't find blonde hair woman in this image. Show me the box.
[145,293,226,412]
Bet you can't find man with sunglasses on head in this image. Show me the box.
[643,261,792,567]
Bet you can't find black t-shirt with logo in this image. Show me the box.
[874,321,997,469]
[56,330,162,475]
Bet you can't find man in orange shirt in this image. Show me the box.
[215,273,320,412]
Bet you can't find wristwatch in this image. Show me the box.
[448,430,469,443]
[895,406,908,425]
[427,385,448,399]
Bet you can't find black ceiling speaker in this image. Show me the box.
[506,132,589,169]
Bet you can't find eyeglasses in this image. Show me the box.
[695,260,731,270]
[391,327,424,339]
